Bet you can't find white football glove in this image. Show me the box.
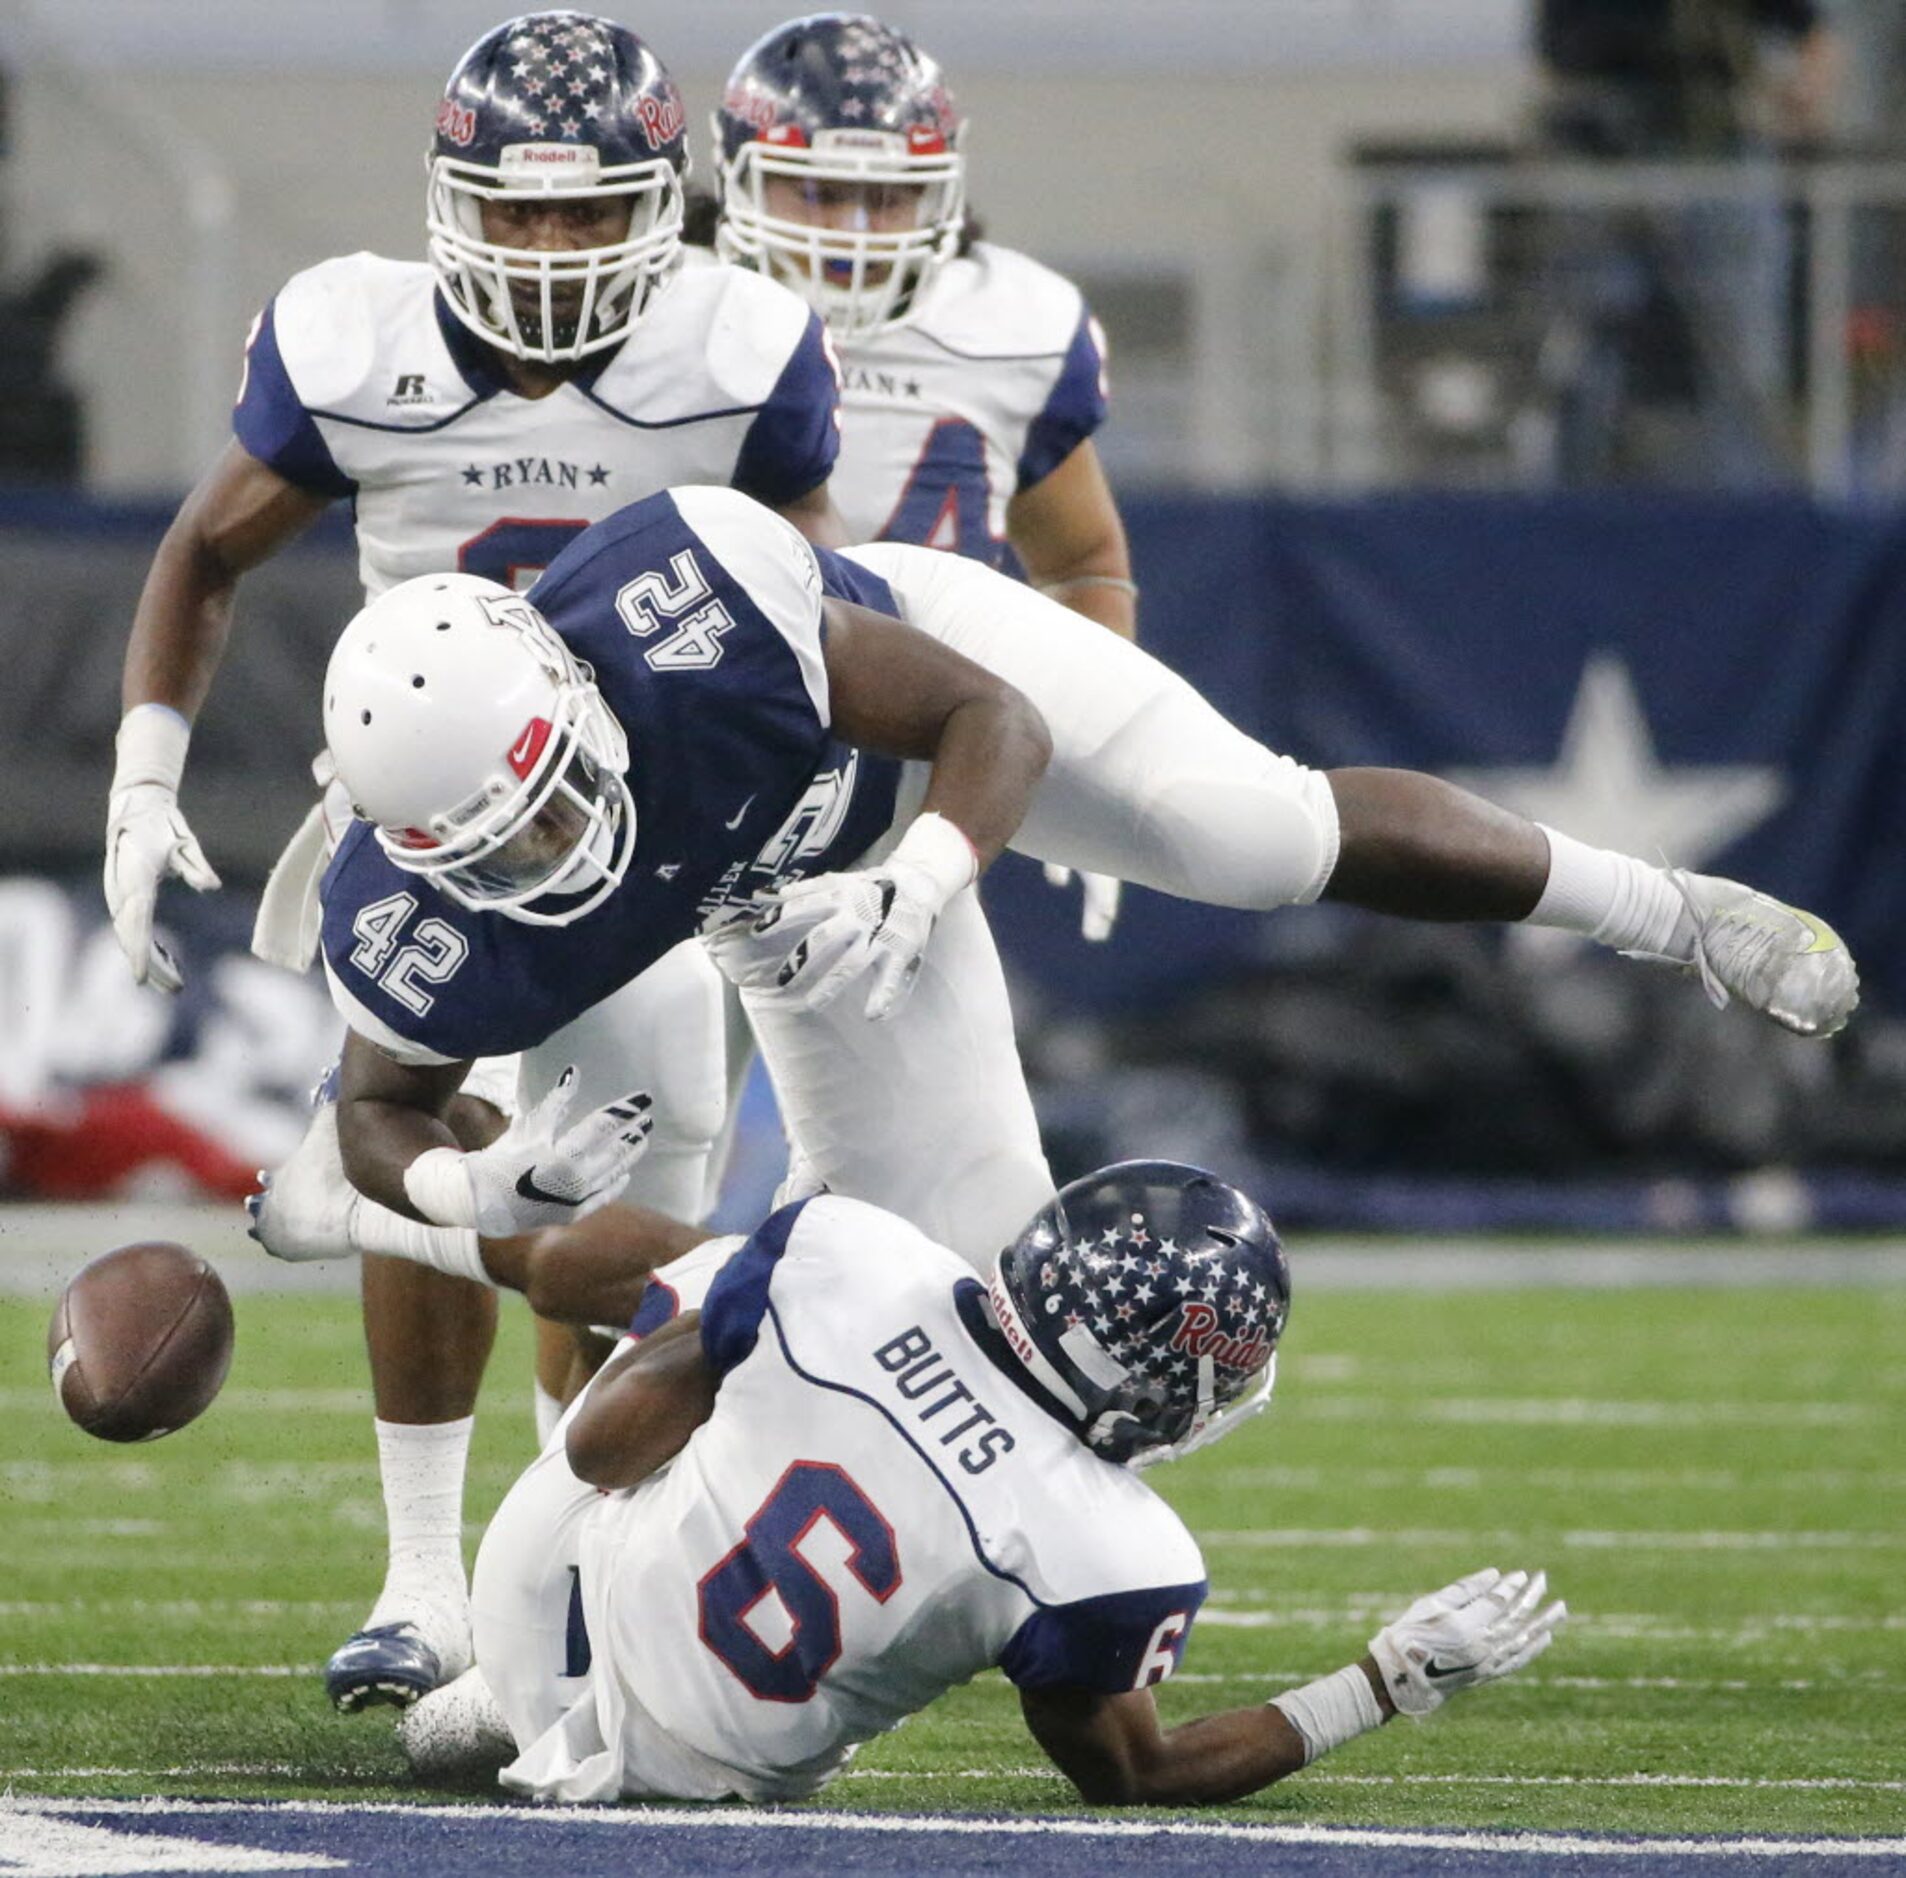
[104,706,220,993]
[1041,862,1122,943]
[1367,1566,1565,1717]
[404,1068,653,1237]
[746,813,977,1023]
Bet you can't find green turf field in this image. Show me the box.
[4,1280,1902,1837]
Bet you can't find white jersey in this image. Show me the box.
[232,249,839,600]
[502,1194,1206,1803]
[825,242,1108,566]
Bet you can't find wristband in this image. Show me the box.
[891,811,979,909]
[1036,574,1140,600]
[402,1147,478,1230]
[1270,1662,1385,1765]
[353,1194,489,1285]
[112,704,192,795]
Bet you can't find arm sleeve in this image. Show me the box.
[232,299,357,500]
[999,1580,1208,1694]
[697,1200,812,1376]
[731,311,842,508]
[1015,307,1109,493]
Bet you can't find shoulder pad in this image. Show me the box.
[914,243,1085,358]
[269,253,439,413]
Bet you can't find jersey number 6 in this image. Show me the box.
[697,1461,902,1704]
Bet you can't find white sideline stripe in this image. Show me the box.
[1199,1528,1903,1551]
[16,1800,1906,1861]
[840,1767,1906,1792]
[14,1775,1906,1800]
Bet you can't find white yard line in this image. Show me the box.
[10,1798,1906,1860]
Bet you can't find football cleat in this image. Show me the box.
[325,1611,470,1714]
[396,1665,516,1783]
[246,1100,359,1262]
[1640,873,1859,1040]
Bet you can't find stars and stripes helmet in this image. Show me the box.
[989,1161,1291,1468]
[428,11,689,362]
[713,13,965,339]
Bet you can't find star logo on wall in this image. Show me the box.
[1447,653,1785,869]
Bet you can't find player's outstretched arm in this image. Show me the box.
[1020,1680,1332,1806]
[732,600,1052,1020]
[106,444,330,990]
[1022,1565,1563,1807]
[481,1205,710,1329]
[564,1311,717,1490]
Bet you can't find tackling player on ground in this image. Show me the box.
[274,1159,1565,1802]
[103,11,844,1714]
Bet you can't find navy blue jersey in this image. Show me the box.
[320,487,901,1063]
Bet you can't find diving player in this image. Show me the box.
[292,484,1858,1288]
[713,11,1132,940]
[381,1163,1565,1803]
[102,12,844,1712]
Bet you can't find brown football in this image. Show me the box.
[47,1242,234,1442]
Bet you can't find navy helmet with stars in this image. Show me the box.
[713,13,965,339]
[988,1161,1291,1469]
[427,11,689,364]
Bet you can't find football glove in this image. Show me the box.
[404,1068,653,1237]
[748,812,977,1023]
[1366,1566,1565,1717]
[1041,862,1122,943]
[104,706,220,993]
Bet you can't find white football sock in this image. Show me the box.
[370,1416,473,1614]
[532,1381,564,1447]
[351,1198,490,1287]
[1526,825,1695,960]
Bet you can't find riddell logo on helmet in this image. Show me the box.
[1169,1302,1270,1373]
[436,98,476,147]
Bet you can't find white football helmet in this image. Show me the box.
[324,573,635,926]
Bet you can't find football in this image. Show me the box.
[47,1242,235,1442]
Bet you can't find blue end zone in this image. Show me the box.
[8,1800,1898,1878]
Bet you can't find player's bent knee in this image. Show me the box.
[1140,759,1340,911]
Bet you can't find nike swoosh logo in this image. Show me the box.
[724,795,757,831]
[509,726,538,768]
[515,1166,581,1208]
[1423,1659,1467,1681]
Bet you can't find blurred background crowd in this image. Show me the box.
[3,0,1904,1233]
